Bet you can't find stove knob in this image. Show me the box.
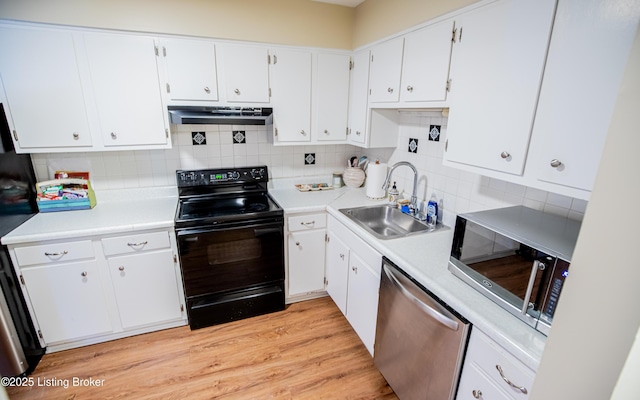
[230,171,240,180]
[251,168,265,179]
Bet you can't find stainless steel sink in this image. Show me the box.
[339,205,439,240]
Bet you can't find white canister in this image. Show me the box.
[343,167,365,188]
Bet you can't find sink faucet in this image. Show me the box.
[382,161,419,214]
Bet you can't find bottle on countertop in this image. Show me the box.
[427,193,438,229]
[388,182,399,206]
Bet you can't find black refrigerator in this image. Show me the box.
[0,102,45,376]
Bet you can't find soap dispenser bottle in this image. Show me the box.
[388,182,399,206]
[427,193,438,228]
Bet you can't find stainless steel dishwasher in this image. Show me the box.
[374,257,470,400]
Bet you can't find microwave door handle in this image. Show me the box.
[383,265,459,331]
[521,260,542,315]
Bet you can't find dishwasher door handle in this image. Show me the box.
[383,265,459,331]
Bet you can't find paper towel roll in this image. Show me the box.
[366,162,388,199]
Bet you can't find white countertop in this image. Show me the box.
[269,185,547,371]
[1,187,178,245]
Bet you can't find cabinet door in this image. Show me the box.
[163,38,218,101]
[0,27,93,150]
[219,45,270,103]
[108,249,182,329]
[21,260,112,344]
[347,50,370,146]
[288,229,326,296]
[83,33,168,147]
[346,253,380,356]
[368,37,404,103]
[315,53,350,141]
[325,234,350,316]
[400,19,454,102]
[527,0,640,192]
[444,0,556,175]
[270,48,312,142]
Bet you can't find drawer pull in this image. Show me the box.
[44,251,68,257]
[81,271,87,277]
[119,266,125,271]
[472,390,482,399]
[300,221,315,226]
[496,365,528,394]
[127,241,148,247]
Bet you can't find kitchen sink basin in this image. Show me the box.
[339,205,440,240]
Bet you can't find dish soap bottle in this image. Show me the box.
[388,182,399,206]
[427,193,438,228]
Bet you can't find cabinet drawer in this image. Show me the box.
[287,213,327,232]
[14,240,94,267]
[101,231,171,256]
[466,329,535,399]
[457,363,512,400]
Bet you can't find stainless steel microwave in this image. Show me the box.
[448,206,581,335]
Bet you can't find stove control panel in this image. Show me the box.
[177,166,268,187]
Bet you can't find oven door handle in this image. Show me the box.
[176,223,282,237]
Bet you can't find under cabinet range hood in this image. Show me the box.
[168,106,273,125]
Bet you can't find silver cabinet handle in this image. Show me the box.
[81,271,87,277]
[500,151,510,159]
[550,159,562,168]
[111,132,117,140]
[204,86,210,94]
[234,88,240,95]
[44,251,68,257]
[300,221,315,226]
[118,266,125,271]
[73,133,79,140]
[406,85,413,92]
[496,365,528,394]
[387,87,394,93]
[300,130,306,136]
[383,265,459,331]
[127,241,148,247]
[472,390,482,399]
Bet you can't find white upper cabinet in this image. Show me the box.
[314,53,350,142]
[83,33,169,148]
[218,44,270,103]
[526,0,640,194]
[0,26,93,150]
[162,38,218,102]
[368,37,404,103]
[444,0,556,175]
[270,48,312,143]
[400,19,454,103]
[347,49,371,146]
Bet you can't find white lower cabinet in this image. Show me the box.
[457,328,535,400]
[21,259,113,344]
[286,213,327,300]
[326,215,381,355]
[10,229,187,351]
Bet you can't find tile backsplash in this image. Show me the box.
[31,113,587,225]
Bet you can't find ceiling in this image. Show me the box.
[312,0,365,7]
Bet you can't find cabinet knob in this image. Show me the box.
[73,133,79,140]
[355,131,361,136]
[500,151,510,159]
[550,159,563,168]
[234,88,241,95]
[339,253,345,260]
[119,266,125,271]
[472,389,482,399]
[406,85,413,92]
[352,266,358,273]
[324,129,329,134]
[204,86,210,94]
[81,271,87,277]
[295,242,300,246]
[387,87,394,93]
[300,130,306,136]
[111,132,117,140]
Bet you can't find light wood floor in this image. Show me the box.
[7,297,398,400]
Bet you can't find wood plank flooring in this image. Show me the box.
[6,297,398,400]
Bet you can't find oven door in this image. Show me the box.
[176,219,284,297]
[448,216,554,329]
